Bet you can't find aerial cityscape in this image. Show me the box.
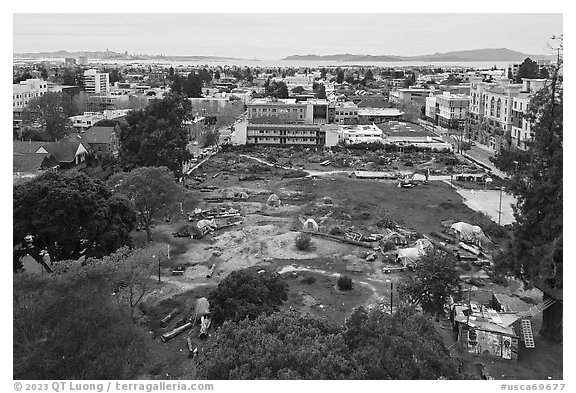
[12,13,563,385]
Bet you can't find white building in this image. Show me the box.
[84,69,110,95]
[340,124,384,144]
[13,79,48,109]
[425,92,469,130]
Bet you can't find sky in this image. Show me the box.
[13,13,562,59]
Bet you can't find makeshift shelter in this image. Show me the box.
[235,191,249,200]
[449,222,486,243]
[193,297,211,324]
[303,218,319,231]
[267,194,281,207]
[197,219,216,231]
[381,228,408,246]
[396,247,425,268]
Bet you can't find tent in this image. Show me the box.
[267,194,281,207]
[396,247,425,268]
[303,218,319,231]
[381,228,408,246]
[193,297,210,324]
[197,219,216,231]
[323,197,334,205]
[449,222,486,243]
[235,191,249,200]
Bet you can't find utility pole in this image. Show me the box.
[498,186,504,225]
[390,281,394,313]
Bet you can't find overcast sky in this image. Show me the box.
[13,13,562,59]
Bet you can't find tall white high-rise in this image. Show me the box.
[83,69,110,95]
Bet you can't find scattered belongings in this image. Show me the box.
[172,224,206,239]
[267,194,282,207]
[305,231,374,248]
[192,297,211,325]
[319,160,331,166]
[161,308,180,325]
[206,264,216,278]
[380,228,409,246]
[199,315,212,339]
[459,242,481,256]
[171,266,186,275]
[189,207,241,220]
[430,231,457,244]
[186,337,194,354]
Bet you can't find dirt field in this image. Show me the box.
[132,149,558,380]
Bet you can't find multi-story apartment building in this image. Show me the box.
[13,79,49,135]
[468,76,546,151]
[244,122,325,146]
[84,69,110,95]
[13,79,48,109]
[334,101,359,124]
[510,79,547,149]
[246,97,307,122]
[425,92,469,130]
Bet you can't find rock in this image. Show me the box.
[212,250,223,257]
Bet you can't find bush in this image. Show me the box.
[357,211,371,221]
[329,226,344,236]
[491,275,508,287]
[295,233,312,251]
[301,276,316,285]
[337,275,353,291]
[382,241,396,252]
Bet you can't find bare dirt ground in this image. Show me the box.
[133,150,559,380]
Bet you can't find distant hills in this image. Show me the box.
[283,48,554,62]
[13,50,245,62]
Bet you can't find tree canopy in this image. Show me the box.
[117,95,193,177]
[109,166,182,242]
[495,49,563,340]
[14,252,150,379]
[20,92,72,141]
[13,171,137,266]
[398,249,460,319]
[515,57,540,83]
[265,81,289,99]
[208,269,288,325]
[197,305,459,380]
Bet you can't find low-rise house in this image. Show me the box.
[69,125,118,157]
[38,139,89,170]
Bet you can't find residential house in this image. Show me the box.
[38,139,89,170]
[69,125,118,157]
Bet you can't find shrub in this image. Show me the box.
[329,226,344,236]
[301,276,316,285]
[491,275,508,287]
[357,211,371,220]
[295,233,312,251]
[337,275,353,291]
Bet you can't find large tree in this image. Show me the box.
[265,81,289,99]
[14,253,149,379]
[20,92,72,141]
[117,95,193,177]
[515,57,540,83]
[495,41,563,341]
[109,166,182,242]
[183,72,203,98]
[197,306,459,380]
[208,269,288,325]
[13,171,137,266]
[397,249,460,320]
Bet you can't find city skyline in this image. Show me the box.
[13,13,562,59]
